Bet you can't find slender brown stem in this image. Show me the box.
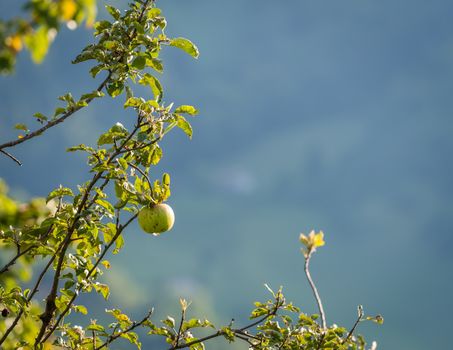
[343,306,364,344]
[0,245,34,274]
[174,305,186,347]
[127,162,153,191]
[0,149,22,165]
[304,250,327,329]
[94,309,153,350]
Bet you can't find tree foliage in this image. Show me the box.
[0,1,382,349]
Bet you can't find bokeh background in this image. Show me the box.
[1,0,453,348]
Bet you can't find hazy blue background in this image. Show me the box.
[1,0,453,348]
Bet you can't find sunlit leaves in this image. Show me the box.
[24,26,50,64]
[0,1,204,348]
[46,186,74,203]
[107,81,125,98]
[170,37,199,59]
[59,0,78,21]
[105,5,121,20]
[175,115,193,139]
[93,282,110,300]
[139,73,163,102]
[175,105,198,116]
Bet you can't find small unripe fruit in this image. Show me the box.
[138,204,175,234]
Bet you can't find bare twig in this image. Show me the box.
[0,149,22,165]
[304,249,327,329]
[174,304,186,347]
[127,162,153,191]
[0,245,33,274]
[343,305,364,344]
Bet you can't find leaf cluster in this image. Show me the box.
[0,0,97,74]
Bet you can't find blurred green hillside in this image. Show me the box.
[1,0,453,348]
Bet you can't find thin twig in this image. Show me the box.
[127,162,153,190]
[0,245,33,274]
[343,306,364,344]
[174,305,186,347]
[94,309,153,350]
[304,249,327,329]
[0,149,22,165]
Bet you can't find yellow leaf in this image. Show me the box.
[101,260,111,269]
[299,233,310,247]
[5,34,23,53]
[117,313,130,322]
[59,0,77,21]
[313,231,325,248]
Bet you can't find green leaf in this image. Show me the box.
[121,332,141,349]
[107,81,125,98]
[113,234,124,254]
[47,186,74,203]
[174,105,198,116]
[149,144,162,165]
[54,107,67,117]
[80,90,104,101]
[66,144,94,153]
[33,113,48,122]
[94,20,112,33]
[162,173,170,186]
[90,64,105,77]
[220,326,235,342]
[175,115,193,139]
[133,21,145,34]
[105,5,121,20]
[73,305,88,315]
[24,26,50,63]
[14,123,29,132]
[147,8,162,19]
[139,73,163,102]
[170,37,199,59]
[124,97,144,108]
[146,57,163,73]
[132,55,146,70]
[117,158,128,170]
[163,316,175,328]
[58,93,75,105]
[94,283,110,300]
[87,324,105,332]
[126,85,134,99]
[95,199,115,215]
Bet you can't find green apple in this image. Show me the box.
[138,203,175,234]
